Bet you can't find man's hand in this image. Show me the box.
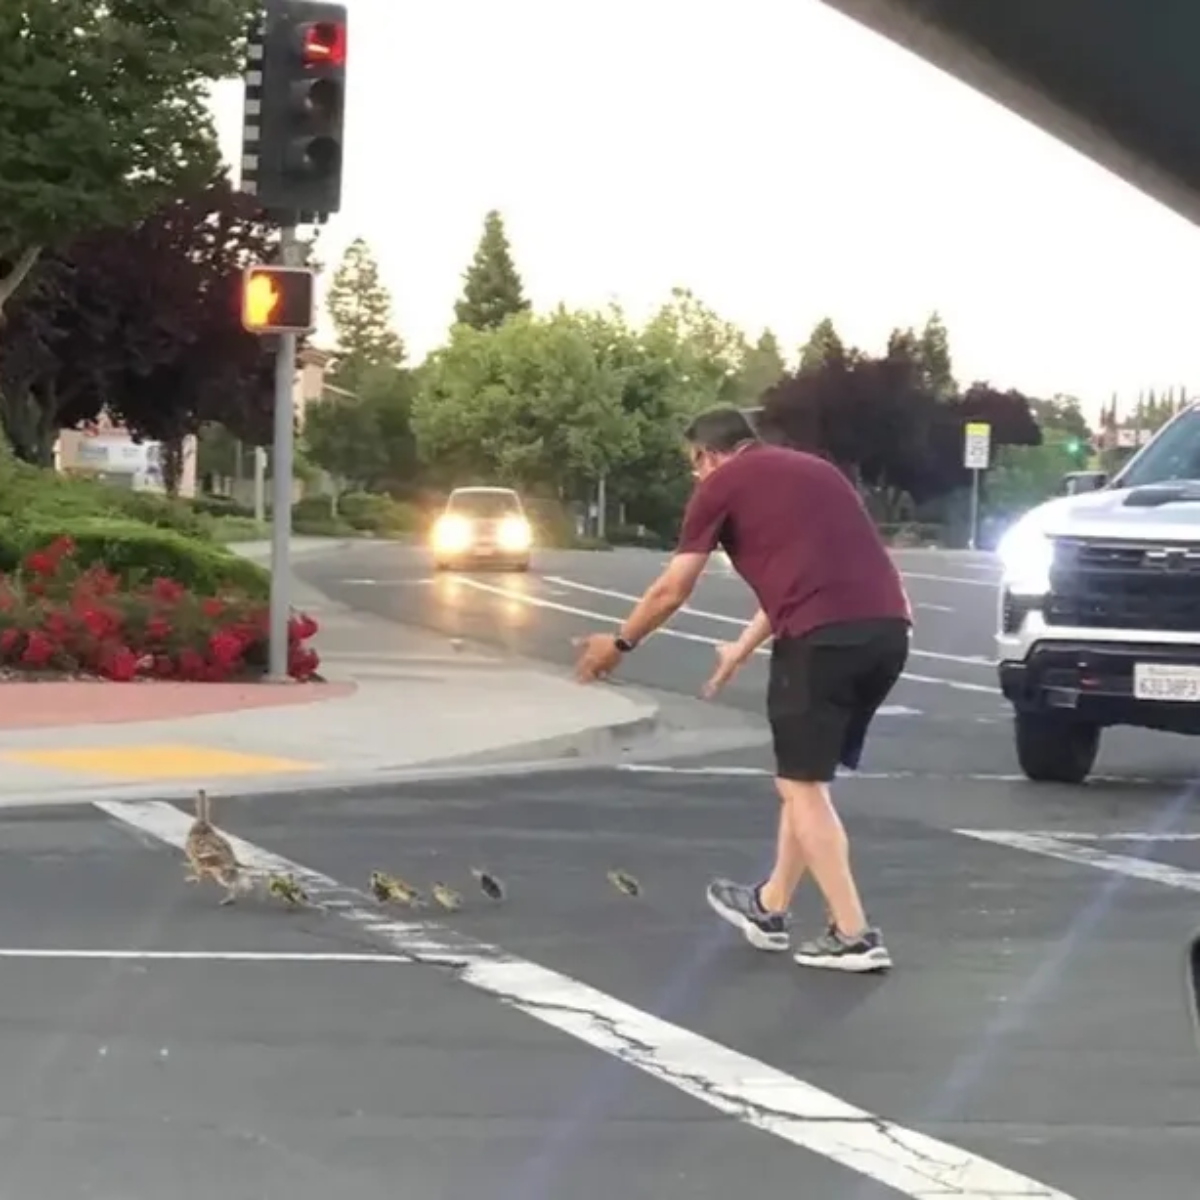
[701,641,744,699]
[574,633,623,682]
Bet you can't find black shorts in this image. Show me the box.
[766,618,910,783]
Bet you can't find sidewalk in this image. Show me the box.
[0,541,659,806]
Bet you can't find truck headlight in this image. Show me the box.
[997,525,1053,596]
[497,515,532,552]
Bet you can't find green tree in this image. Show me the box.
[358,363,419,494]
[737,328,787,404]
[413,310,633,494]
[798,317,846,374]
[302,366,418,497]
[303,392,385,502]
[985,436,1081,518]
[918,311,956,399]
[0,0,252,310]
[325,237,405,390]
[1029,394,1091,442]
[886,326,920,363]
[573,304,696,537]
[453,210,530,331]
[643,287,748,409]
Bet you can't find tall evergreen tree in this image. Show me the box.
[798,317,846,373]
[454,209,530,331]
[917,311,956,399]
[325,237,405,390]
[738,328,787,403]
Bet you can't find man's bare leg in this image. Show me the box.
[777,775,891,972]
[757,798,807,914]
[773,777,865,934]
[706,788,803,952]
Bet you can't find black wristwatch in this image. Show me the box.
[614,635,637,653]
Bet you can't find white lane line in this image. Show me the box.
[0,949,411,962]
[97,798,1076,1200]
[337,578,434,586]
[617,766,1192,786]
[900,671,997,695]
[616,765,920,780]
[543,576,994,668]
[454,578,1001,697]
[901,573,996,588]
[956,830,1200,893]
[1012,832,1200,842]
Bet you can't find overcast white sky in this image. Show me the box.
[210,0,1200,420]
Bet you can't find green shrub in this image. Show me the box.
[337,491,421,537]
[293,516,355,537]
[879,522,944,548]
[291,491,420,538]
[292,494,335,523]
[523,497,577,547]
[207,516,270,543]
[607,523,670,550]
[0,455,217,542]
[192,496,256,520]
[0,518,268,598]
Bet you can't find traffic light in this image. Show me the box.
[240,265,316,334]
[241,0,348,219]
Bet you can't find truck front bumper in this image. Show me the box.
[999,640,1200,733]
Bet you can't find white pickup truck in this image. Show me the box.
[996,402,1200,783]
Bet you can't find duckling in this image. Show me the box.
[431,882,463,911]
[471,867,506,902]
[369,870,424,907]
[267,873,309,908]
[607,868,641,898]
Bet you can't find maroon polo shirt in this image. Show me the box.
[676,443,911,639]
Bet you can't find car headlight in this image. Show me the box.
[432,515,472,553]
[497,515,532,552]
[997,523,1054,595]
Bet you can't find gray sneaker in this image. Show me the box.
[793,924,892,973]
[705,878,790,952]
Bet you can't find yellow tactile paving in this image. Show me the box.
[0,744,316,779]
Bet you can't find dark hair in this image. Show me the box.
[683,406,758,454]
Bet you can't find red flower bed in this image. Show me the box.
[0,536,320,682]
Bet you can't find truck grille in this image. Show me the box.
[1046,537,1200,632]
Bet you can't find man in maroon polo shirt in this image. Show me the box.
[574,406,910,972]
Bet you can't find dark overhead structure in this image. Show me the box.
[820,0,1200,226]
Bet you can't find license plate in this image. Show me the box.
[1133,663,1200,702]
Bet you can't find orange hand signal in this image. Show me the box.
[243,272,282,329]
[239,264,316,335]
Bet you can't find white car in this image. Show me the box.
[430,486,533,572]
[996,401,1200,783]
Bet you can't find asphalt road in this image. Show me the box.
[7,772,1199,1199]
[300,541,1200,786]
[13,543,1198,1198]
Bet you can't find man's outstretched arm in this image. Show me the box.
[726,607,773,664]
[616,552,709,646]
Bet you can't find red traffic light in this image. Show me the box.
[301,21,346,66]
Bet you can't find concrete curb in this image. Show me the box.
[0,704,661,811]
[227,538,360,564]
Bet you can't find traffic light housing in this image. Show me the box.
[240,265,316,334]
[241,0,348,219]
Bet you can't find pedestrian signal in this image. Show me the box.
[240,265,315,334]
